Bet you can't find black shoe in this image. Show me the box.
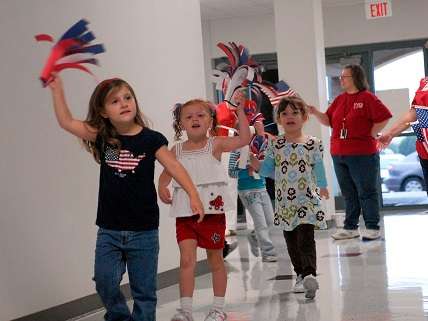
[223,241,238,258]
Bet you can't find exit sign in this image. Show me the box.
[365,0,392,19]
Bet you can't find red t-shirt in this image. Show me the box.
[326,90,392,155]
[412,77,428,159]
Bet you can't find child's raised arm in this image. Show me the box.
[214,91,251,157]
[48,73,97,141]
[155,146,205,222]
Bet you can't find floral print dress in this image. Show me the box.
[260,135,327,231]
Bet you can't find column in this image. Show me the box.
[273,0,336,220]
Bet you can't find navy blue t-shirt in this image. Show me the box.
[96,127,168,231]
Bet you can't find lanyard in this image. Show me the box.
[340,94,355,139]
[342,95,352,125]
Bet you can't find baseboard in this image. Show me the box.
[12,260,210,321]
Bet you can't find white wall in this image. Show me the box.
[323,0,428,48]
[202,20,215,102]
[207,13,276,58]
[206,0,428,60]
[0,0,206,320]
[376,88,410,127]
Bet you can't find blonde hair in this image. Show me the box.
[172,99,217,141]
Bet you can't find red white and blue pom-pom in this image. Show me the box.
[35,19,105,87]
[214,42,261,104]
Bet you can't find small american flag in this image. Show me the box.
[254,80,295,107]
[105,147,145,173]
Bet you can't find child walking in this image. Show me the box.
[158,93,250,321]
[48,74,203,321]
[253,96,329,300]
[228,148,278,262]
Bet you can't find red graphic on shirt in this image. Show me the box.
[211,233,221,244]
[209,195,224,211]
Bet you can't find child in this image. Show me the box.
[252,96,329,300]
[48,74,203,321]
[228,146,277,263]
[158,93,250,321]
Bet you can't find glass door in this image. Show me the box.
[373,47,428,206]
[325,40,428,209]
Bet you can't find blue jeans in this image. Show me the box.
[94,228,159,321]
[238,190,277,257]
[332,154,380,230]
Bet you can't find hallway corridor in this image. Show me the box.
[76,213,428,321]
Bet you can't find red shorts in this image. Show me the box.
[176,214,226,249]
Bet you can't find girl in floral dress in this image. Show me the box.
[252,96,329,300]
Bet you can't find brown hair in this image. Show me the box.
[83,78,150,163]
[172,99,217,141]
[275,96,308,123]
[344,64,369,91]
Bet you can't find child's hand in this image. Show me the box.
[158,185,172,204]
[48,72,63,92]
[254,121,265,136]
[232,90,246,110]
[319,188,329,200]
[249,153,260,170]
[190,194,205,223]
[266,132,277,141]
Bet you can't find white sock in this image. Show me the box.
[180,297,193,314]
[212,296,225,311]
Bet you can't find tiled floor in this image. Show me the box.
[76,213,428,321]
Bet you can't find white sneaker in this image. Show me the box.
[331,228,360,240]
[171,308,194,321]
[303,275,319,299]
[362,229,381,241]
[204,309,227,321]
[293,275,304,293]
[262,255,278,262]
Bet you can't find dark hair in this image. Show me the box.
[84,78,150,163]
[275,96,307,122]
[173,99,217,141]
[344,64,369,91]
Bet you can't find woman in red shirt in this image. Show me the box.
[379,77,428,194]
[310,65,392,241]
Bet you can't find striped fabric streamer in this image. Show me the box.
[35,19,105,86]
[253,81,296,107]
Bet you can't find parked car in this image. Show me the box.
[384,152,426,192]
[380,148,405,181]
